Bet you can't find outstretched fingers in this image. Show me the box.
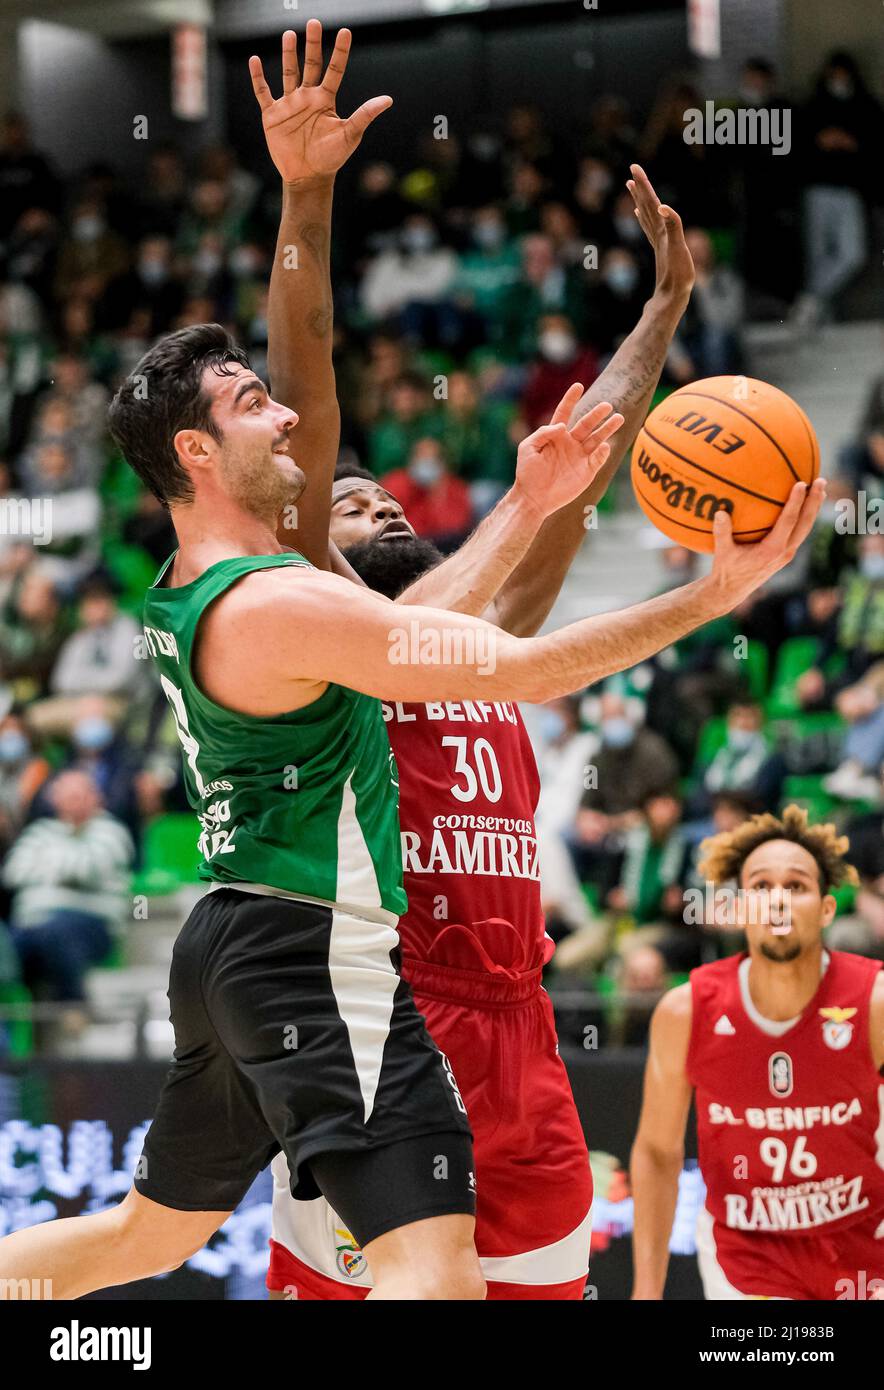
[570,404,624,449]
[549,382,585,426]
[249,55,274,111]
[345,95,394,144]
[322,28,352,96]
[302,16,324,86]
[281,29,300,95]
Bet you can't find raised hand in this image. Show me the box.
[515,383,624,518]
[249,22,393,184]
[626,163,694,306]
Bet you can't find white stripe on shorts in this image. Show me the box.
[695,1205,789,1300]
[327,908,400,1125]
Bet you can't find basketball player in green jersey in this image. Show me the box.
[0,41,823,1307]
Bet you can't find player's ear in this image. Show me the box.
[820,893,838,929]
[174,427,213,469]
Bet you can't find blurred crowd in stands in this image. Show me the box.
[0,45,882,1044]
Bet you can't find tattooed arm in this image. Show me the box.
[486,165,695,636]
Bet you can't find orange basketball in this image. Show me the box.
[631,376,819,553]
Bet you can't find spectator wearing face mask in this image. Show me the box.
[437,370,516,516]
[696,701,784,812]
[16,439,102,586]
[379,438,473,553]
[792,51,884,329]
[117,235,183,335]
[520,313,599,433]
[586,246,648,356]
[367,371,444,476]
[26,695,143,842]
[360,214,459,343]
[54,198,129,302]
[527,695,608,960]
[453,205,521,327]
[0,712,49,853]
[498,233,587,359]
[797,535,884,711]
[28,573,151,738]
[3,769,134,1006]
[62,693,141,832]
[644,544,744,768]
[673,229,745,377]
[602,791,690,931]
[568,693,680,894]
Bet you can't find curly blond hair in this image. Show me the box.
[697,804,859,891]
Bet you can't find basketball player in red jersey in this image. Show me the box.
[632,806,884,1301]
[250,23,698,1300]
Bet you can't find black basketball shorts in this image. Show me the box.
[134,888,475,1247]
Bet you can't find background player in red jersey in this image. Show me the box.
[632,806,884,1301]
[250,22,697,1301]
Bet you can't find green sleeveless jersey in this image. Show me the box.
[142,552,406,919]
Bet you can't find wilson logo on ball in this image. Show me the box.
[632,375,819,553]
[635,448,734,520]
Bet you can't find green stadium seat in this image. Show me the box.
[766,636,821,717]
[103,541,157,616]
[708,228,737,266]
[831,882,857,916]
[131,813,201,896]
[744,640,769,701]
[0,982,34,1059]
[94,940,125,971]
[694,715,729,770]
[99,451,145,525]
[783,773,828,800]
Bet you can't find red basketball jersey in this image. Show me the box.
[687,950,884,1238]
[382,700,550,976]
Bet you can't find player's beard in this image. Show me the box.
[759,939,803,963]
[220,443,305,524]
[343,534,445,598]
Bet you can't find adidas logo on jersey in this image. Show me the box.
[714,1015,736,1035]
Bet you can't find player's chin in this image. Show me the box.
[274,454,306,496]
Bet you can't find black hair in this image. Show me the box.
[333,461,377,485]
[107,323,250,508]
